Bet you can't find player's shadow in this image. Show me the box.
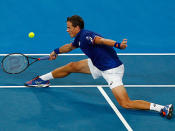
[17,88,74,130]
[17,87,117,130]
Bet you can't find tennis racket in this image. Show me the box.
[1,53,50,74]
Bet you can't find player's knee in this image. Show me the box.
[68,62,81,72]
[119,100,132,109]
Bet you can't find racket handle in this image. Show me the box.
[38,56,50,60]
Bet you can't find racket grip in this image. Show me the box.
[38,56,50,60]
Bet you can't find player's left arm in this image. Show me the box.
[94,36,127,49]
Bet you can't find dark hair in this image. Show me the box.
[67,15,84,29]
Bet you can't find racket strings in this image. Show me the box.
[2,54,28,74]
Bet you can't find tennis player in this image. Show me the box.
[25,15,173,119]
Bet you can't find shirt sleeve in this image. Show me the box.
[84,32,97,45]
[84,32,103,45]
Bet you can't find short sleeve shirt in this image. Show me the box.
[72,29,122,71]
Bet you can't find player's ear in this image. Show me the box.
[75,25,80,30]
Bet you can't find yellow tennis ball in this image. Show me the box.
[28,32,35,38]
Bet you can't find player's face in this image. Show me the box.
[67,21,79,38]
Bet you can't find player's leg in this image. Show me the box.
[25,59,90,87]
[51,59,90,78]
[112,85,150,110]
[112,85,173,119]
[102,64,173,119]
[102,65,150,109]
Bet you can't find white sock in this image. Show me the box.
[150,103,164,112]
[39,72,54,81]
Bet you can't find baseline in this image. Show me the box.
[0,85,175,88]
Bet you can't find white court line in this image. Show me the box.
[0,53,175,56]
[125,85,175,87]
[97,86,133,131]
[0,85,175,88]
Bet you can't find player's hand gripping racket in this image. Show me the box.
[1,53,50,74]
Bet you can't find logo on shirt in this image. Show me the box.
[86,36,93,43]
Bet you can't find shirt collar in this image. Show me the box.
[75,29,84,38]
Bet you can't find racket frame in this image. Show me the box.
[1,53,41,74]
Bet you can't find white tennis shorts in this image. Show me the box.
[88,59,124,89]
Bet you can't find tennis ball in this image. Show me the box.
[28,32,35,38]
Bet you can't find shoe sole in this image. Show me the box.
[167,104,173,119]
[24,83,50,87]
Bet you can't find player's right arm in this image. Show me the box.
[94,36,127,49]
[50,43,76,60]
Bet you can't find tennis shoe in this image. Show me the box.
[24,76,50,87]
[160,104,173,119]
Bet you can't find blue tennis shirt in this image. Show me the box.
[72,29,122,71]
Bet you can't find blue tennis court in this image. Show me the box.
[1,0,175,130]
[0,54,175,131]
